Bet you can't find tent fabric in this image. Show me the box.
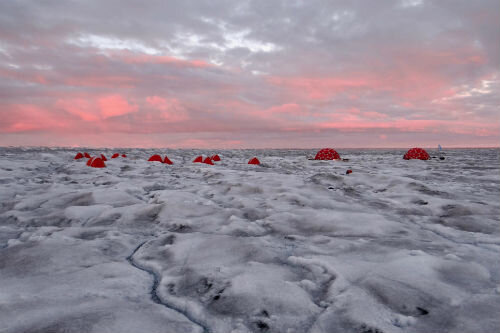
[89,157,106,168]
[74,152,84,160]
[193,156,203,163]
[211,154,221,161]
[203,157,214,165]
[403,148,430,160]
[163,156,173,165]
[148,154,163,162]
[100,154,107,161]
[84,152,91,158]
[248,157,260,165]
[314,148,340,160]
[111,153,119,158]
[86,157,95,166]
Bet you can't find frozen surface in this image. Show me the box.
[0,147,499,333]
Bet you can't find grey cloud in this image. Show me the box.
[0,0,498,147]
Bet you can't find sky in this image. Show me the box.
[1,0,499,148]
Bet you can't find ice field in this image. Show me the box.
[0,148,499,333]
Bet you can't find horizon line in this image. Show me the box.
[1,145,499,150]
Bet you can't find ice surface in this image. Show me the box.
[0,147,499,332]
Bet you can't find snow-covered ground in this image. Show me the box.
[0,147,499,333]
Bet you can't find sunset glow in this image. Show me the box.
[1,1,498,148]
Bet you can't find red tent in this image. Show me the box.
[74,152,84,160]
[111,153,119,158]
[203,157,214,165]
[84,152,91,158]
[314,148,340,160]
[89,157,106,168]
[121,154,127,158]
[211,154,221,161]
[164,156,173,165]
[193,156,203,163]
[248,157,260,165]
[86,157,95,166]
[403,148,430,160]
[148,154,163,162]
[100,154,107,161]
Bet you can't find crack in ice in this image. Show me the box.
[126,241,210,333]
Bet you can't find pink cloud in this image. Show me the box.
[116,52,212,68]
[63,75,138,88]
[1,104,69,133]
[362,111,387,119]
[264,103,305,116]
[318,118,499,136]
[145,96,189,122]
[0,68,48,85]
[98,94,138,118]
[56,94,138,121]
[268,76,371,100]
[56,98,99,121]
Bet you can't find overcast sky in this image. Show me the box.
[1,0,498,148]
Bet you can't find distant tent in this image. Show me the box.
[111,153,120,158]
[314,148,341,160]
[211,154,221,161]
[203,157,214,165]
[89,157,106,168]
[121,154,127,158]
[193,156,203,163]
[403,147,430,160]
[84,152,91,158]
[100,154,107,161]
[148,154,163,162]
[74,152,84,160]
[163,156,173,165]
[248,157,260,165]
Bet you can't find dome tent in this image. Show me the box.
[248,157,260,165]
[84,152,91,158]
[148,154,163,162]
[74,152,84,160]
[203,157,214,165]
[403,147,430,160]
[314,148,341,160]
[211,154,221,161]
[111,153,120,158]
[100,154,107,161]
[89,157,106,168]
[193,156,203,163]
[163,156,173,165]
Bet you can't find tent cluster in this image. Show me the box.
[76,147,434,170]
[74,152,128,168]
[193,154,221,165]
[148,154,173,164]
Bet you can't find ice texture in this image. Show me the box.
[1,147,499,333]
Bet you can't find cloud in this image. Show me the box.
[145,96,189,121]
[0,0,498,147]
[55,94,138,121]
[98,95,138,118]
